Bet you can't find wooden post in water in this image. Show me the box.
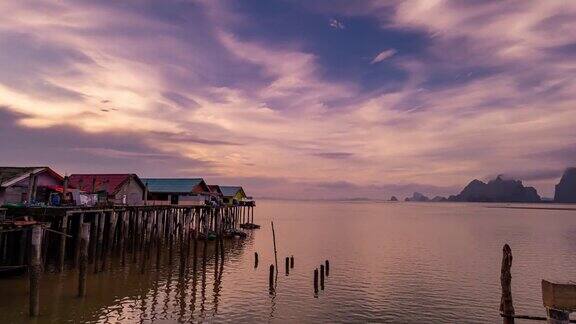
[78,223,90,297]
[325,260,329,276]
[290,255,294,268]
[254,252,259,268]
[29,225,42,317]
[269,264,275,291]
[95,212,105,273]
[313,268,319,295]
[500,244,515,324]
[156,211,163,269]
[74,213,84,268]
[285,257,289,275]
[58,214,68,272]
[89,213,97,263]
[320,264,325,290]
[102,211,117,272]
[271,221,278,274]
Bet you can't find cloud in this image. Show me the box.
[329,18,345,30]
[371,49,397,63]
[0,0,575,199]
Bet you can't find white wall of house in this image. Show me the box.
[112,178,144,205]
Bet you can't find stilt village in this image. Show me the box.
[0,166,258,317]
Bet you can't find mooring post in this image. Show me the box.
[320,264,325,290]
[78,223,90,297]
[269,264,275,291]
[291,255,294,269]
[325,260,329,276]
[254,252,259,268]
[29,225,42,317]
[285,257,289,275]
[314,268,319,295]
[271,221,278,274]
[58,214,68,272]
[500,244,515,323]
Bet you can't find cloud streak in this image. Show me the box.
[371,49,397,63]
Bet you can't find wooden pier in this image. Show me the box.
[0,204,257,317]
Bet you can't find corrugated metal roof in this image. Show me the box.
[143,178,205,194]
[68,174,143,195]
[0,167,39,185]
[0,166,61,187]
[219,186,244,197]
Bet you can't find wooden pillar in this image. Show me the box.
[89,213,98,263]
[94,212,104,273]
[18,229,27,265]
[58,214,68,272]
[500,244,514,323]
[156,211,163,269]
[102,211,117,271]
[29,225,42,317]
[74,213,84,268]
[78,223,90,297]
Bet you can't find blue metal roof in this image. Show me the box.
[219,186,244,197]
[142,178,205,194]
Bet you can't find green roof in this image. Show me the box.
[142,178,205,194]
[220,186,245,198]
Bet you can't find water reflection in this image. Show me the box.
[2,201,576,323]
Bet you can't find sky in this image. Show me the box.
[0,0,575,199]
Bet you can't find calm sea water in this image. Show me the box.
[1,200,576,323]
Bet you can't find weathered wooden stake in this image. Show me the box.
[320,264,325,290]
[500,244,515,323]
[313,268,319,294]
[269,264,275,291]
[290,255,294,268]
[271,221,278,273]
[78,223,90,297]
[325,260,329,276]
[254,252,259,268]
[29,225,42,317]
[285,257,289,275]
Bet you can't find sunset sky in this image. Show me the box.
[1,0,575,199]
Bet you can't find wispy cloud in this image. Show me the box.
[371,49,397,63]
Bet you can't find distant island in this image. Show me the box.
[404,167,576,203]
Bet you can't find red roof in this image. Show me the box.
[68,174,143,195]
